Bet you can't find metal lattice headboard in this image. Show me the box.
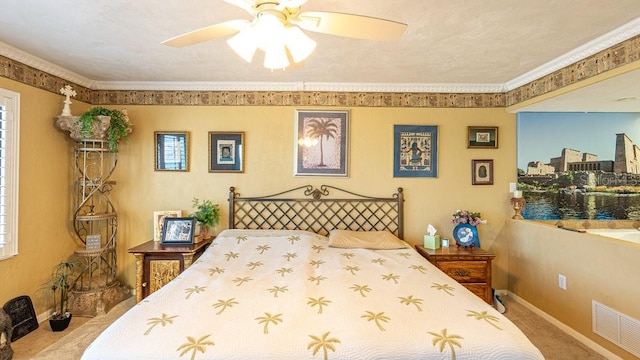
[228,185,404,239]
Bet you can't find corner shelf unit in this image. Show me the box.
[69,140,127,316]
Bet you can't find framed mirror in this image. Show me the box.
[155,131,190,171]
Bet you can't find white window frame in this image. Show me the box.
[0,88,20,260]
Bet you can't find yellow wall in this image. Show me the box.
[0,78,89,309]
[3,75,637,358]
[504,220,640,359]
[113,105,517,291]
[0,79,517,316]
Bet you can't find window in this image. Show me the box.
[0,89,20,260]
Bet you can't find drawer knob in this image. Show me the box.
[142,282,147,288]
[454,269,470,276]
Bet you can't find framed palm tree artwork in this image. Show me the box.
[294,110,349,177]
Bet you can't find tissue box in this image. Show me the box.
[423,235,441,249]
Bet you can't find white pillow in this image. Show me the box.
[328,229,408,249]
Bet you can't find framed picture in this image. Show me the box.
[161,217,196,244]
[468,126,498,148]
[393,125,438,178]
[85,234,101,250]
[472,159,494,185]
[155,131,190,171]
[153,210,182,242]
[209,132,244,173]
[294,110,349,177]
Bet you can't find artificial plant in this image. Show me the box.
[78,106,132,151]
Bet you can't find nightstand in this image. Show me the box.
[128,238,213,302]
[415,245,495,304]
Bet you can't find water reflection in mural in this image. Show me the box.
[522,191,640,220]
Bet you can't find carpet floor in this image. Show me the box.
[11,296,134,360]
[10,294,610,359]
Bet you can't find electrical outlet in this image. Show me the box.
[558,274,567,290]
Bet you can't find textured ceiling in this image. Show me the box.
[0,1,639,110]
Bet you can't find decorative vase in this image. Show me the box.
[49,313,72,332]
[200,226,211,241]
[55,115,111,141]
[452,223,480,248]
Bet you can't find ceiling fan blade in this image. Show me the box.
[294,11,407,41]
[162,19,250,48]
[223,0,256,15]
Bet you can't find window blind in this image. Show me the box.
[0,89,20,260]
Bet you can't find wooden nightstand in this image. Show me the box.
[128,238,213,302]
[415,245,495,304]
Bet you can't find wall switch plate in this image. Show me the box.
[509,182,517,193]
[558,274,567,290]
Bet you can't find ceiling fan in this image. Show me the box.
[162,0,407,70]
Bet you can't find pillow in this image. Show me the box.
[328,230,409,249]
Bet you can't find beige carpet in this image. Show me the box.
[26,297,134,360]
[15,295,611,360]
[500,296,609,360]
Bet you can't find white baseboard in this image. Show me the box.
[36,308,53,324]
[506,291,622,360]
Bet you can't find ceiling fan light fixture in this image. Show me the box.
[263,44,290,70]
[284,25,316,63]
[165,1,408,71]
[255,12,287,51]
[227,28,258,62]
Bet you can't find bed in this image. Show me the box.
[82,185,543,359]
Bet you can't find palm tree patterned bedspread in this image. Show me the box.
[82,229,543,360]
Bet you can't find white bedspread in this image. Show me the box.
[82,230,543,359]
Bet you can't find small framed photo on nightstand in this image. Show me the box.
[153,210,182,242]
[161,217,195,244]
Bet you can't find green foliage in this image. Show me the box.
[78,106,132,151]
[46,261,77,319]
[566,171,575,183]
[190,198,220,228]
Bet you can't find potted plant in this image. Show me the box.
[56,106,133,150]
[77,106,133,151]
[190,198,220,241]
[46,261,78,332]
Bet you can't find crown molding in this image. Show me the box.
[1,17,638,94]
[93,80,505,93]
[505,17,640,90]
[93,81,302,91]
[299,82,505,93]
[0,41,95,89]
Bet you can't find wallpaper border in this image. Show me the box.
[1,36,638,108]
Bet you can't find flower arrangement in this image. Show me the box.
[451,210,486,226]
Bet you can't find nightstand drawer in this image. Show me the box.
[414,245,494,304]
[463,283,490,300]
[436,261,487,282]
